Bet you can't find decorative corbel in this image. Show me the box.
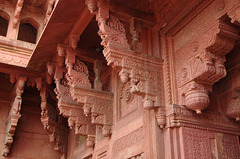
[94,5,164,110]
[2,76,26,156]
[40,82,69,158]
[179,20,239,114]
[13,0,24,28]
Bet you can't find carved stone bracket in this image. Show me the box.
[63,48,113,137]
[95,5,164,110]
[53,65,96,146]
[40,83,69,158]
[166,104,240,134]
[179,19,239,114]
[2,76,26,156]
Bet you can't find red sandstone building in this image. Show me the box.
[0,0,240,158]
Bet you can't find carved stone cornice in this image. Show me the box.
[166,104,240,135]
[2,76,27,156]
[40,83,69,158]
[95,5,164,110]
[53,65,96,146]
[178,19,239,114]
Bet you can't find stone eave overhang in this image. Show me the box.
[27,0,93,71]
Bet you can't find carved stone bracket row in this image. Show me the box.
[53,66,96,147]
[40,83,69,159]
[178,19,239,114]
[64,48,113,137]
[94,4,164,110]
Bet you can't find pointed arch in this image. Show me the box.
[17,18,39,44]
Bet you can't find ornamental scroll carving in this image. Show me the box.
[2,76,27,156]
[53,65,96,147]
[179,19,239,114]
[40,83,69,159]
[95,5,164,110]
[64,49,113,137]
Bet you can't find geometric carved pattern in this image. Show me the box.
[182,127,215,159]
[113,127,144,154]
[178,19,239,113]
[95,5,164,110]
[40,83,69,159]
[2,76,27,156]
[54,66,96,147]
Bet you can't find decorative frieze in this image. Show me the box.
[178,19,239,114]
[2,76,27,156]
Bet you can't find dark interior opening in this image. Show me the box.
[17,23,37,44]
[0,16,8,36]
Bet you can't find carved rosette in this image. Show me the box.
[53,66,96,147]
[40,84,69,158]
[179,20,239,114]
[95,6,164,110]
[2,76,27,156]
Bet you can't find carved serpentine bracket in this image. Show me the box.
[52,64,96,147]
[39,82,69,159]
[2,76,26,156]
[94,4,164,110]
[179,19,239,114]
